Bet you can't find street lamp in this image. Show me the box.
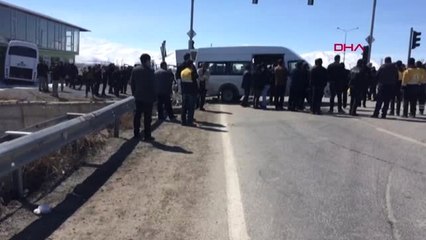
[337,27,359,64]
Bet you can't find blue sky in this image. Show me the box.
[9,0,426,64]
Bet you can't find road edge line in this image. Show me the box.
[220,106,250,240]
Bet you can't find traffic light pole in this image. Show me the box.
[367,0,377,63]
[408,27,413,64]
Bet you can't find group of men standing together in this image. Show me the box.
[37,61,132,98]
[240,54,426,119]
[131,53,209,141]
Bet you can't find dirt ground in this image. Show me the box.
[1,108,229,240]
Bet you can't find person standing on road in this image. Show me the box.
[288,61,304,111]
[341,63,350,109]
[274,59,288,110]
[51,62,61,98]
[298,62,311,110]
[253,64,264,109]
[310,58,328,115]
[156,62,176,121]
[367,64,378,101]
[327,55,345,114]
[131,54,156,141]
[402,58,420,118]
[372,57,399,119]
[58,62,66,92]
[416,61,426,115]
[241,65,252,107]
[261,64,272,109]
[389,61,404,116]
[85,67,95,98]
[349,59,368,116]
[37,60,49,92]
[197,62,210,111]
[176,53,199,126]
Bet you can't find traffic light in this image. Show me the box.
[412,31,421,49]
[362,45,370,63]
[308,0,314,5]
[252,0,258,4]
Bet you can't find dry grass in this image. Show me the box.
[22,131,108,193]
[120,112,134,130]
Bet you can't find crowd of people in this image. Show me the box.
[37,61,133,98]
[39,52,425,141]
[241,54,426,119]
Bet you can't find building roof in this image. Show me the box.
[0,0,89,32]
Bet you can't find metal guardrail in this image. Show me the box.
[0,97,135,196]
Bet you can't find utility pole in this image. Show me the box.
[367,0,377,63]
[188,0,195,50]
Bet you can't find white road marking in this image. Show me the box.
[355,119,426,147]
[376,127,426,148]
[220,106,250,240]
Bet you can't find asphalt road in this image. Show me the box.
[5,100,426,240]
[220,103,426,240]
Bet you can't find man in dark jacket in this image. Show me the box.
[288,61,304,111]
[274,59,288,110]
[349,59,367,116]
[341,63,350,109]
[372,57,399,118]
[131,53,156,141]
[310,58,328,115]
[156,62,176,121]
[327,55,345,114]
[241,65,252,107]
[176,53,198,126]
[252,64,264,109]
[37,60,49,92]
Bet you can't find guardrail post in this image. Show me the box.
[12,168,24,198]
[114,118,120,138]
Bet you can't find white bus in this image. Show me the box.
[176,46,306,102]
[4,40,39,83]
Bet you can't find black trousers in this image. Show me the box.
[390,82,402,115]
[134,101,153,138]
[199,88,207,109]
[85,79,94,96]
[373,84,394,117]
[368,83,377,100]
[349,87,361,115]
[101,79,108,96]
[418,84,426,113]
[341,85,348,108]
[274,85,285,109]
[403,85,419,117]
[158,94,174,120]
[253,88,262,108]
[311,86,324,114]
[329,82,342,111]
[288,87,298,111]
[242,88,250,107]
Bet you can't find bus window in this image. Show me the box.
[8,46,37,58]
[230,62,248,75]
[288,60,299,72]
[207,62,227,75]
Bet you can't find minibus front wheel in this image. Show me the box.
[220,85,238,103]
